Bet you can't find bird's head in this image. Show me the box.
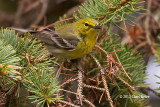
[75,18,101,36]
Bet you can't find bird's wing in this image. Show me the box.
[32,27,79,50]
[9,26,79,50]
[55,23,81,41]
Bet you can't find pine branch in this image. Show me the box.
[88,54,114,107]
[23,66,61,107]
[0,29,60,106]
[0,0,148,106]
[0,39,21,95]
[74,0,144,26]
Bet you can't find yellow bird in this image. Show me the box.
[11,18,101,59]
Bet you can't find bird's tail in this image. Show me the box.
[7,27,37,34]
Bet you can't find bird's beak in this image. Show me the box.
[92,25,101,29]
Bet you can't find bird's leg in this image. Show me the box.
[55,61,64,79]
[71,58,84,72]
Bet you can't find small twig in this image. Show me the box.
[0,64,21,69]
[59,89,95,107]
[0,92,6,104]
[95,44,132,81]
[145,0,152,45]
[149,15,160,30]
[22,79,33,84]
[60,77,78,87]
[60,89,82,96]
[0,103,5,106]
[55,62,64,78]
[150,45,159,58]
[99,91,105,104]
[109,37,132,81]
[135,14,145,23]
[31,0,49,26]
[152,0,160,7]
[113,73,135,91]
[95,45,108,56]
[88,54,114,107]
[108,0,132,11]
[83,97,95,107]
[114,50,131,81]
[77,70,83,106]
[83,83,105,91]
[24,0,42,14]
[37,18,73,31]
[56,100,80,107]
[132,41,147,53]
[88,78,102,83]
[13,1,24,26]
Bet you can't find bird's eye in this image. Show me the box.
[85,23,89,26]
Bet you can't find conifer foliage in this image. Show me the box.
[0,0,148,107]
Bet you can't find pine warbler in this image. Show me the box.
[11,18,101,59]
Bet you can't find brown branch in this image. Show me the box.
[77,70,83,106]
[88,54,114,107]
[31,0,49,26]
[113,72,135,91]
[145,0,152,45]
[55,62,64,78]
[83,97,95,107]
[56,100,80,107]
[60,77,78,87]
[59,89,95,106]
[132,41,147,53]
[0,64,21,69]
[24,1,42,14]
[60,89,80,96]
[83,83,105,91]
[13,1,24,27]
[109,37,132,81]
[0,92,6,104]
[37,17,73,31]
[97,0,133,20]
[108,0,132,12]
[95,44,132,81]
[95,45,108,56]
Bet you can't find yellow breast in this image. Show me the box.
[63,29,97,59]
